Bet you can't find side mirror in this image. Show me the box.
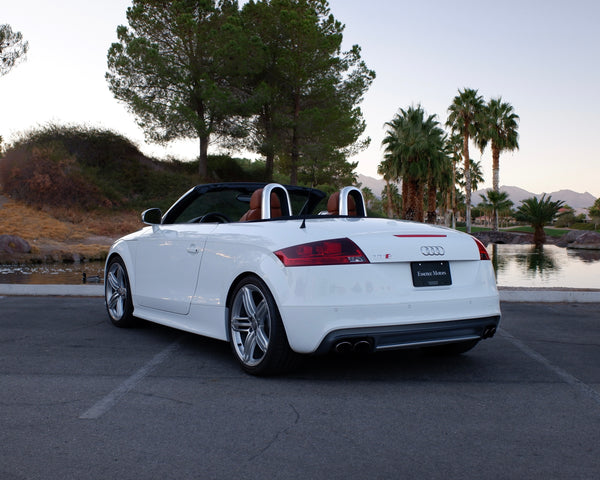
[141,208,162,225]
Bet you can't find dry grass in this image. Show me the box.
[1,201,89,242]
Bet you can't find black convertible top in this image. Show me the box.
[161,182,328,224]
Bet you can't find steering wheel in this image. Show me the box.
[188,212,231,223]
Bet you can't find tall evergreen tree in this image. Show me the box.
[106,0,242,178]
[0,24,29,77]
[240,0,374,184]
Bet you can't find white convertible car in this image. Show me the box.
[105,182,500,375]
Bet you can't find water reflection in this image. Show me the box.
[490,244,506,273]
[0,262,105,285]
[489,244,600,289]
[516,245,558,275]
[568,249,600,263]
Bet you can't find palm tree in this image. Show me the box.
[479,190,513,231]
[377,158,396,218]
[456,159,484,193]
[516,195,565,246]
[361,186,375,210]
[425,146,453,224]
[478,97,520,192]
[419,114,447,223]
[455,159,483,226]
[381,182,402,218]
[446,88,485,233]
[381,105,445,222]
[381,113,411,217]
[444,132,463,228]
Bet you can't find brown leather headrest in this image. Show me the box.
[241,188,283,221]
[327,191,356,216]
[249,189,281,210]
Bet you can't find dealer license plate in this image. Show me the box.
[411,261,452,287]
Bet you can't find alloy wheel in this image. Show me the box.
[106,260,129,322]
[230,283,272,367]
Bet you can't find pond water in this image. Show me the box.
[489,244,600,289]
[0,244,599,289]
[0,262,105,285]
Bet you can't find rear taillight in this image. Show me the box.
[274,238,369,267]
[473,237,490,260]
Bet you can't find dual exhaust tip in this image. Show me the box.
[334,325,497,354]
[334,339,373,354]
[482,325,497,339]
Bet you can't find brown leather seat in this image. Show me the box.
[240,189,282,221]
[327,191,357,216]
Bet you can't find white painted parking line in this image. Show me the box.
[500,329,600,406]
[80,339,181,419]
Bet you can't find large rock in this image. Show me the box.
[556,231,600,250]
[472,231,533,245]
[0,235,31,254]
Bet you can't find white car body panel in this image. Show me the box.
[108,212,500,354]
[134,223,216,315]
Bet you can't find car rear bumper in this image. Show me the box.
[312,315,501,355]
[279,293,501,354]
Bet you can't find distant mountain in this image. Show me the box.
[475,186,532,206]
[356,174,597,211]
[356,173,404,198]
[356,174,387,197]
[547,189,597,209]
[475,186,597,210]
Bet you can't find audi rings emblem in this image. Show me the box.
[420,245,445,256]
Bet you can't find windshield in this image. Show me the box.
[162,183,327,224]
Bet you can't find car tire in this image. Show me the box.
[228,276,297,375]
[422,339,479,356]
[105,256,136,328]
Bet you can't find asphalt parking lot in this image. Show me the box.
[1,296,599,480]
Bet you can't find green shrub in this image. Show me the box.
[0,124,269,211]
[0,143,106,208]
[571,222,598,231]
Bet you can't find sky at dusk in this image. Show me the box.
[1,0,599,197]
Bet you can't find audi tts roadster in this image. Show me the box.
[105,182,500,375]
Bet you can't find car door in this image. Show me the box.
[134,223,216,315]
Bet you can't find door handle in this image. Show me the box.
[186,244,199,254]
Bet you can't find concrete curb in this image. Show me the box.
[498,287,600,303]
[0,284,104,297]
[1,284,599,303]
